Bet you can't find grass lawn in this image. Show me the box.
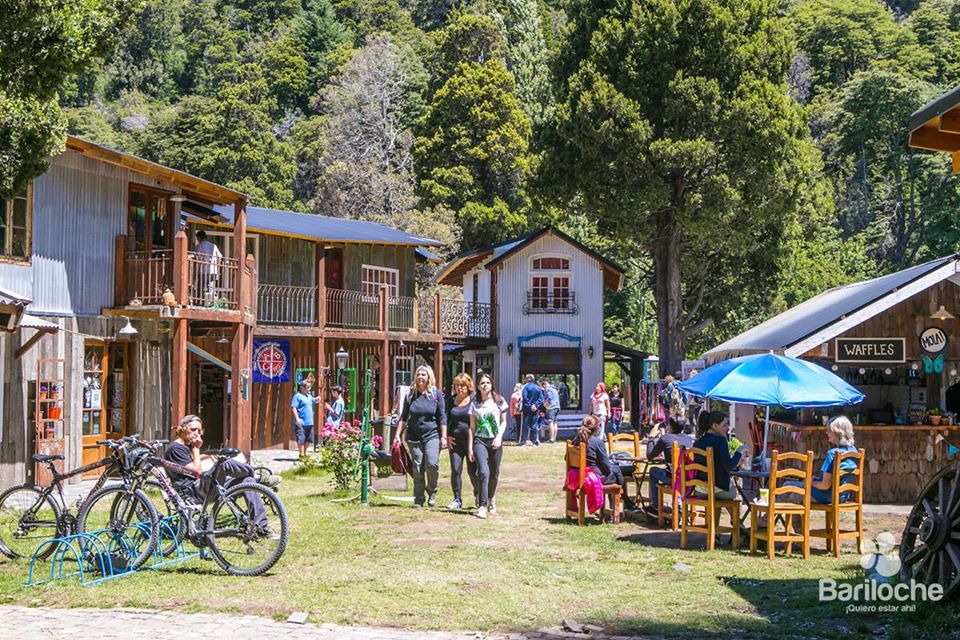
[0,443,956,638]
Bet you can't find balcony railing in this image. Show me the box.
[187,251,240,309]
[436,299,495,341]
[523,291,578,315]
[257,284,316,326]
[325,288,380,330]
[122,250,173,305]
[388,295,417,331]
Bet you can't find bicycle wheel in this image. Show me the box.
[142,478,184,557]
[206,482,288,576]
[0,484,62,560]
[77,484,158,569]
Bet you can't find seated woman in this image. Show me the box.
[810,416,859,503]
[573,415,631,511]
[692,410,746,500]
[644,415,695,516]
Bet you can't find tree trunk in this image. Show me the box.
[652,204,685,376]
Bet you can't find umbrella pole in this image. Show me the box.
[761,405,770,461]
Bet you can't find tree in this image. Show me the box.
[106,0,187,100]
[297,0,352,96]
[546,0,825,372]
[0,0,132,195]
[426,12,506,93]
[308,34,426,225]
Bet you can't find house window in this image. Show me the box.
[0,186,32,261]
[394,355,414,389]
[528,254,573,312]
[361,264,399,297]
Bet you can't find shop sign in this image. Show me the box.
[835,338,905,363]
[252,339,291,383]
[920,327,948,354]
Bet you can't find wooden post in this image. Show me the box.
[379,288,388,332]
[114,235,126,306]
[433,342,443,391]
[433,292,441,335]
[245,254,257,322]
[630,355,642,430]
[316,337,326,433]
[230,323,253,455]
[380,339,391,418]
[233,200,248,311]
[316,246,326,328]
[171,318,188,436]
[173,231,188,307]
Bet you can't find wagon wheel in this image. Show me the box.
[899,460,960,599]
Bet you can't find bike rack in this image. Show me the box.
[25,516,198,587]
[26,529,137,587]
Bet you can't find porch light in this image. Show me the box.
[335,346,349,370]
[931,305,955,321]
[506,343,513,355]
[117,316,138,339]
[587,345,595,359]
[215,331,230,344]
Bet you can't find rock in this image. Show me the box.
[673,562,691,572]
[286,612,309,625]
[582,624,604,633]
[562,618,584,633]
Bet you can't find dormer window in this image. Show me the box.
[527,254,576,314]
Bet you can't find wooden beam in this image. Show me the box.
[909,126,960,153]
[953,151,960,175]
[114,235,126,306]
[15,329,53,359]
[186,340,231,372]
[940,110,960,134]
[171,318,188,435]
[323,327,442,342]
[380,338,391,418]
[254,325,323,337]
[178,308,242,323]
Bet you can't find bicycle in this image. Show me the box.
[0,438,158,568]
[140,447,288,576]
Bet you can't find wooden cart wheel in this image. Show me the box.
[899,460,960,599]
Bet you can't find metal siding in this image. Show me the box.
[29,151,133,315]
[493,235,606,411]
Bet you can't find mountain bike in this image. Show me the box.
[141,447,288,576]
[0,438,158,568]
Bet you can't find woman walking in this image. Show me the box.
[590,383,611,437]
[509,383,523,443]
[608,383,624,435]
[394,365,447,508]
[469,373,508,518]
[447,373,476,509]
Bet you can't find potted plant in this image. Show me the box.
[928,407,942,426]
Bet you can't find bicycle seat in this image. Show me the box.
[207,447,240,458]
[32,453,64,463]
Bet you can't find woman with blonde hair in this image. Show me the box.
[394,365,446,507]
[509,382,523,443]
[447,373,476,509]
[810,416,859,504]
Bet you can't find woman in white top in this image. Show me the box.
[469,373,508,519]
[590,382,611,437]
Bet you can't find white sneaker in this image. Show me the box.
[476,506,488,519]
[447,499,462,510]
[488,500,497,514]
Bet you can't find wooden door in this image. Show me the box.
[325,248,343,290]
[197,364,227,448]
[106,343,129,440]
[82,343,108,475]
[127,186,172,254]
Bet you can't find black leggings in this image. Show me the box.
[474,437,503,508]
[448,437,477,502]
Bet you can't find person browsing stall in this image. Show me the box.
[394,365,447,508]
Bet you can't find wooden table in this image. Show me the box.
[620,455,665,510]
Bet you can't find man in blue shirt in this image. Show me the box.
[521,374,543,446]
[291,380,321,457]
[541,379,561,443]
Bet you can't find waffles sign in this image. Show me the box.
[835,338,906,364]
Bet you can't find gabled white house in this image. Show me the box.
[435,228,624,415]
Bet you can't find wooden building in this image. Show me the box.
[704,255,960,503]
[435,228,626,430]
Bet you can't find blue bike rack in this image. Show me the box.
[25,516,198,587]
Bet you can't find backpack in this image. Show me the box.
[669,386,685,417]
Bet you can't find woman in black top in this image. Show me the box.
[447,373,476,509]
[394,365,447,507]
[573,415,627,511]
[609,384,624,435]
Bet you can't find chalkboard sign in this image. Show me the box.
[835,338,905,364]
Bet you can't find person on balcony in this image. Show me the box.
[194,229,222,305]
[521,374,543,446]
[395,365,447,508]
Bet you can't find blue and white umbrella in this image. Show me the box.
[679,352,864,456]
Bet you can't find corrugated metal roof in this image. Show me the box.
[416,247,442,262]
[20,314,58,330]
[213,206,444,247]
[0,286,30,307]
[705,255,959,358]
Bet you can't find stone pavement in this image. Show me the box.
[0,606,652,640]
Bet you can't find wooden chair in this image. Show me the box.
[810,448,865,557]
[680,446,740,550]
[565,441,622,525]
[750,451,814,559]
[657,442,682,531]
[607,432,643,500]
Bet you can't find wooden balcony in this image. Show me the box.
[257,284,316,326]
[113,233,253,322]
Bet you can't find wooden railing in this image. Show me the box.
[388,295,417,331]
[257,284,316,326]
[187,251,239,309]
[325,288,380,330]
[121,249,173,305]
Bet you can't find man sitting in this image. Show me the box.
[644,415,695,517]
[164,414,269,530]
